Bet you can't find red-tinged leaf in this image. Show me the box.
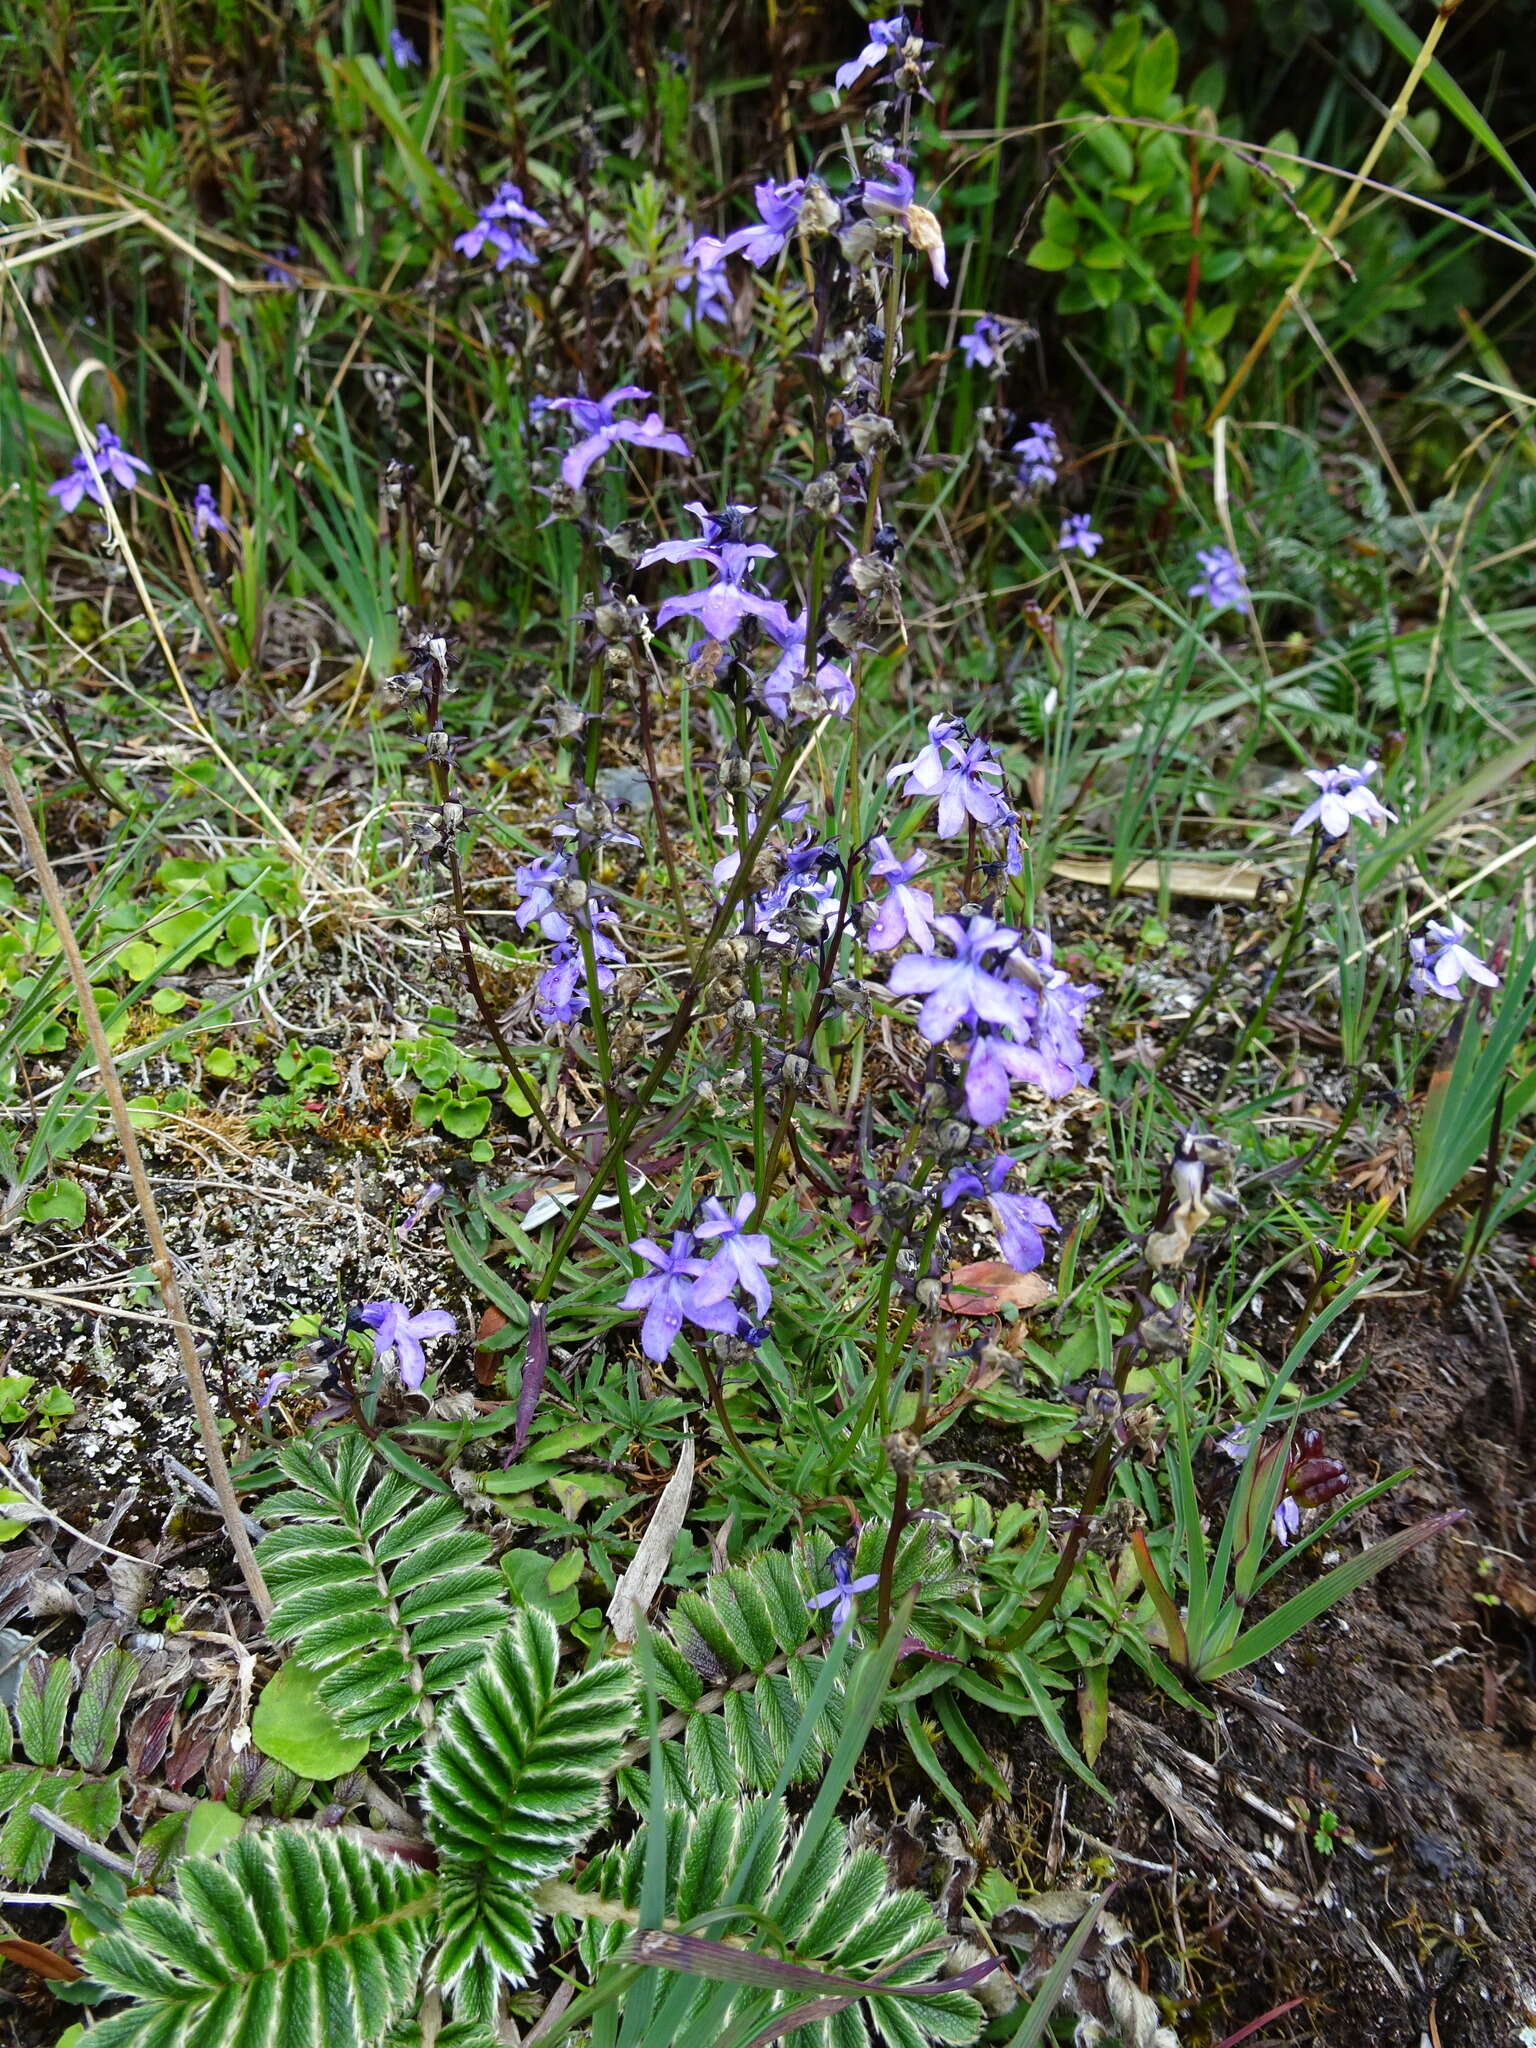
[0,1938,83,1983]
[474,1304,507,1389]
[510,1305,549,1459]
[941,1261,1053,1316]
[164,1727,214,1793]
[896,1635,963,1666]
[126,1694,177,1778]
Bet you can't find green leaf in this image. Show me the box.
[440,1094,492,1139]
[16,1657,72,1766]
[23,1180,86,1229]
[85,1827,437,2048]
[1025,240,1076,272]
[425,1610,635,1995]
[252,1659,370,1781]
[70,1648,138,1774]
[183,1799,245,1861]
[1352,0,1536,211]
[1130,28,1179,113]
[1198,1512,1465,1679]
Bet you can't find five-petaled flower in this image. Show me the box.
[1059,514,1102,557]
[358,1299,457,1391]
[1290,761,1397,841]
[1188,544,1249,614]
[721,179,807,267]
[886,716,1010,837]
[678,233,733,325]
[48,425,151,515]
[806,1545,881,1633]
[621,1233,740,1363]
[862,836,937,954]
[191,483,227,540]
[691,1193,778,1318]
[889,914,1030,1044]
[757,609,855,720]
[547,385,691,491]
[958,316,1006,371]
[1013,422,1060,493]
[942,1155,1057,1273]
[453,181,548,271]
[1408,915,1500,1002]
[835,15,909,93]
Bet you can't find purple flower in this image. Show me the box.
[862,161,948,286]
[655,546,788,645]
[547,384,691,491]
[1217,1423,1254,1463]
[862,836,936,954]
[0,567,21,589]
[1059,514,1102,557]
[191,482,227,540]
[535,946,586,1026]
[889,915,1030,1043]
[1188,545,1249,614]
[1272,1495,1302,1546]
[265,247,299,286]
[691,1192,778,1317]
[721,179,807,267]
[513,854,572,942]
[1290,761,1397,840]
[453,181,549,271]
[678,233,733,326]
[835,14,909,93]
[886,718,1009,837]
[388,27,420,65]
[942,1155,1057,1272]
[1408,915,1500,1002]
[757,610,855,720]
[357,1299,457,1391]
[1013,422,1060,493]
[257,1369,295,1412]
[958,316,1006,370]
[48,425,151,515]
[621,1233,740,1363]
[806,1545,881,1633]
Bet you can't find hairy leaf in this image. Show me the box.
[86,1828,437,2048]
[425,1610,634,2000]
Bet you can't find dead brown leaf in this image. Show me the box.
[941,1262,1053,1316]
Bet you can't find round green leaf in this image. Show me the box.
[251,1659,368,1780]
[24,1179,86,1230]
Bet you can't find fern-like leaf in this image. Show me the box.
[572,1799,983,2048]
[85,1827,437,2048]
[424,1609,635,2004]
[633,1522,972,1802]
[255,1435,508,1752]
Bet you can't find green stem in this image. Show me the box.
[1215,834,1324,1108]
[574,916,642,1250]
[532,744,804,1309]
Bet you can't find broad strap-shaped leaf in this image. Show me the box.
[85,1827,437,2048]
[424,1610,634,2000]
[256,1436,508,1752]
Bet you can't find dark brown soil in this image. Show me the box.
[966,1299,1536,2046]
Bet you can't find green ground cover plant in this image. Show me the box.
[0,0,1531,2041]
